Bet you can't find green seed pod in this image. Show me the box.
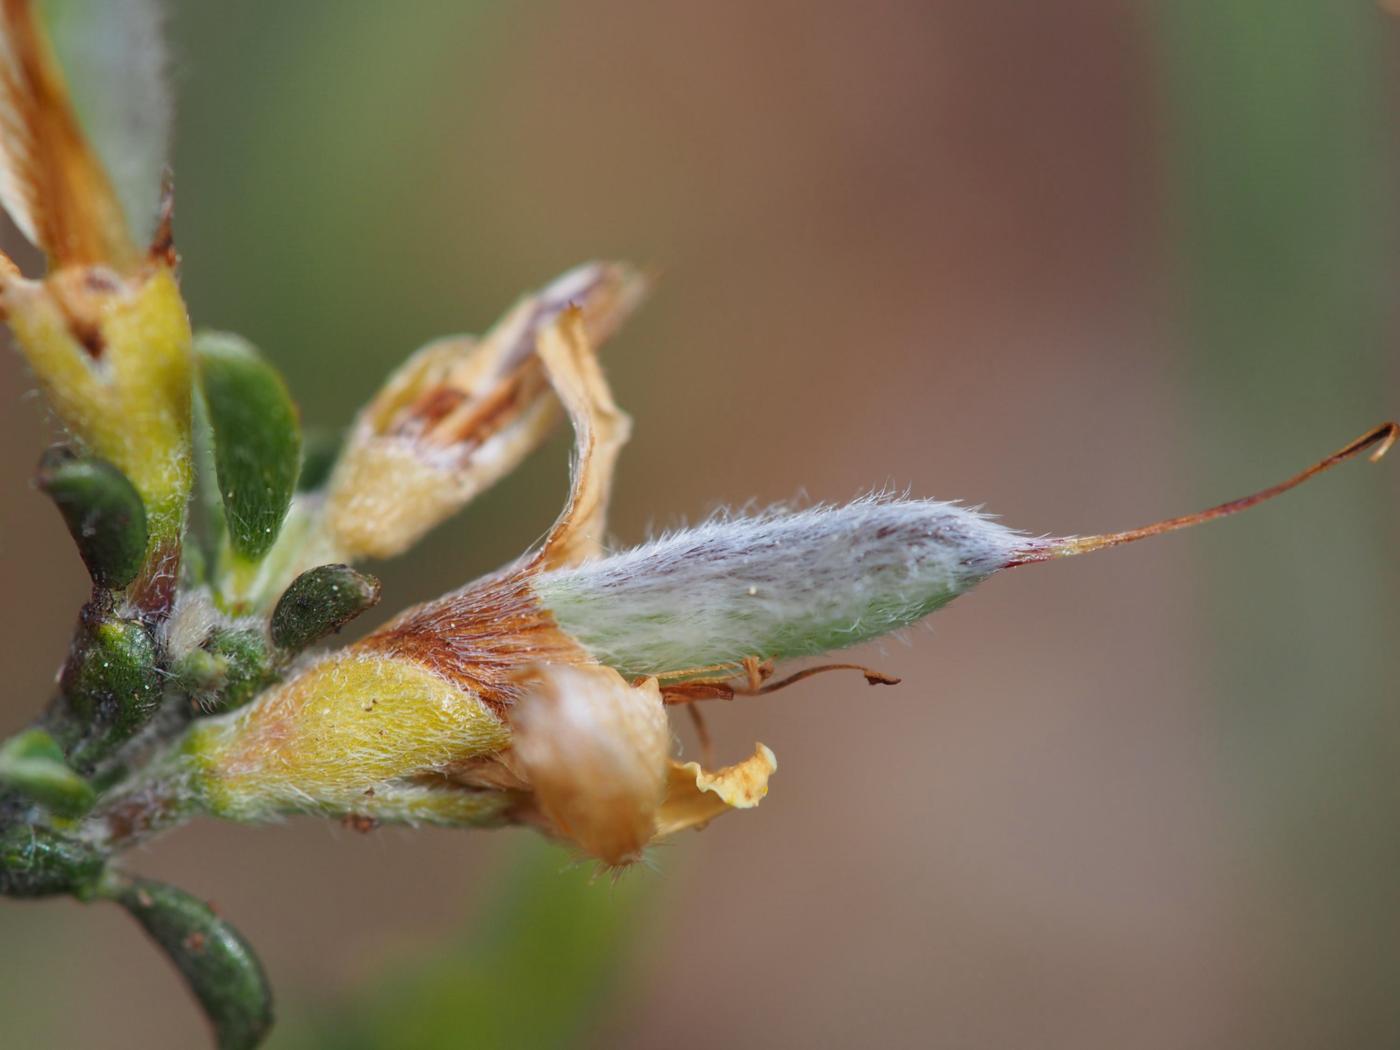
[0,825,104,898]
[270,563,381,652]
[62,618,161,767]
[0,728,96,818]
[116,877,273,1050]
[37,447,148,590]
[195,331,302,561]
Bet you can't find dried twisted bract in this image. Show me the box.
[0,3,1392,1048]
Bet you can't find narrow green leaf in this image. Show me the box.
[116,877,274,1050]
[0,729,96,817]
[195,332,302,561]
[37,447,148,590]
[271,564,381,652]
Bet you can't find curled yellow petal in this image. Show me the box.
[655,744,778,838]
[534,306,631,570]
[509,664,668,868]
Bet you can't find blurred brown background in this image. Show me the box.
[3,2,1399,1048]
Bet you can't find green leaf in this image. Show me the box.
[0,825,104,898]
[271,564,381,652]
[0,729,96,817]
[116,877,274,1050]
[195,332,302,561]
[37,447,148,590]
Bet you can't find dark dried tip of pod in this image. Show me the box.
[0,728,96,817]
[0,824,104,898]
[271,564,381,652]
[115,877,274,1050]
[38,447,148,590]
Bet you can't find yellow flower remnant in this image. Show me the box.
[185,306,775,864]
[323,261,644,561]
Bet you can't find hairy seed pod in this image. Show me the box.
[534,497,1021,678]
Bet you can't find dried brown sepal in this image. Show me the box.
[358,567,586,716]
[0,0,136,270]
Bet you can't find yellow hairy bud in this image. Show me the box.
[190,650,510,822]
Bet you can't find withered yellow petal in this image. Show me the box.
[654,744,778,838]
[509,664,668,868]
[534,308,631,570]
[324,262,642,561]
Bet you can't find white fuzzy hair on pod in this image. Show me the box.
[533,496,1027,678]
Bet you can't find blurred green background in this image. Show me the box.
[2,2,1398,1047]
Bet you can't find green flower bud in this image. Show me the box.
[270,564,381,652]
[174,628,275,714]
[38,448,148,590]
[115,877,273,1050]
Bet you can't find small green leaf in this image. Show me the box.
[0,729,96,817]
[0,825,104,898]
[61,619,162,769]
[195,331,302,561]
[38,447,148,589]
[271,564,381,652]
[116,877,274,1050]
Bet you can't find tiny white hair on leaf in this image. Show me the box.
[533,496,1026,678]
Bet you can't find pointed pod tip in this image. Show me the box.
[1360,420,1397,463]
[1012,419,1400,567]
